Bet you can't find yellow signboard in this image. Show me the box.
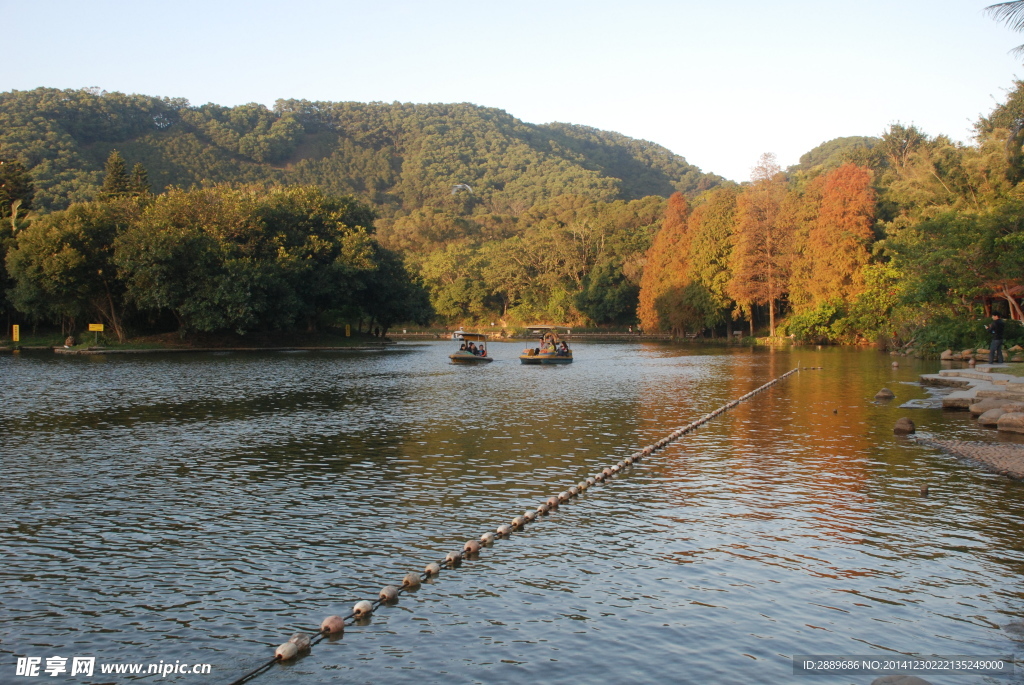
[12,324,19,342]
[88,323,104,332]
[345,324,351,337]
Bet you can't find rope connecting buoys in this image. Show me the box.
[226,367,802,685]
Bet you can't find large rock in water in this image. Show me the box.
[979,407,1009,426]
[893,417,915,434]
[962,349,975,359]
[875,388,896,399]
[940,349,955,360]
[997,412,1024,434]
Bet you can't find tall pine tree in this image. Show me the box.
[637,192,691,333]
[727,154,792,336]
[130,162,150,196]
[100,150,131,198]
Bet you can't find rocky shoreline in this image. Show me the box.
[918,365,1024,479]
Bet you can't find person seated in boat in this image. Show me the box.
[559,341,569,355]
[459,343,467,352]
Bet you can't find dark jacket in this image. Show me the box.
[988,318,1006,340]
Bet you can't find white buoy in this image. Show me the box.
[379,585,399,603]
[547,496,560,509]
[480,531,496,544]
[524,511,537,522]
[402,573,421,589]
[586,477,597,486]
[353,600,374,618]
[464,539,481,554]
[558,491,571,503]
[445,551,462,565]
[511,516,526,529]
[424,562,441,575]
[320,615,345,634]
[577,480,589,491]
[496,524,512,537]
[275,641,299,661]
[537,503,550,515]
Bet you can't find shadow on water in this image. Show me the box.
[1,344,1022,684]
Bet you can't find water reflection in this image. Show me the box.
[1,345,1022,684]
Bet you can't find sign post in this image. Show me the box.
[12,325,19,343]
[88,323,104,345]
[345,324,351,337]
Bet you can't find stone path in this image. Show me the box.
[914,438,1024,479]
[919,365,1024,408]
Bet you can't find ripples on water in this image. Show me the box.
[2,344,1023,684]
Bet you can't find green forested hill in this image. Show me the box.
[0,88,723,214]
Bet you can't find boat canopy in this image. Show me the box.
[459,333,489,342]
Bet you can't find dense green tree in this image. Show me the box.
[888,201,1024,321]
[114,185,382,334]
[686,187,738,332]
[0,158,34,221]
[357,246,433,335]
[7,200,138,340]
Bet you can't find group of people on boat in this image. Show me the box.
[531,339,570,356]
[458,341,486,356]
[523,332,571,357]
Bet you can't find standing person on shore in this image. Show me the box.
[987,313,1005,364]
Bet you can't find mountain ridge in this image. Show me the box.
[0,87,725,214]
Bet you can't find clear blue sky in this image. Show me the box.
[4,0,1022,181]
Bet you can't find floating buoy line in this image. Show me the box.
[226,367,803,685]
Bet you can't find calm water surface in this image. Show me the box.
[2,343,1023,684]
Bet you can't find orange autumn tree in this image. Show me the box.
[637,192,691,332]
[727,153,792,337]
[790,163,876,310]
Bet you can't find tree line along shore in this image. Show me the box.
[2,82,1024,354]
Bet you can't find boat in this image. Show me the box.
[449,333,494,364]
[520,327,573,364]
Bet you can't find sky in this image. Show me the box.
[4,0,1024,181]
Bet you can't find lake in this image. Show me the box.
[2,343,1022,684]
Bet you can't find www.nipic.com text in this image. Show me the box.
[16,656,212,678]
